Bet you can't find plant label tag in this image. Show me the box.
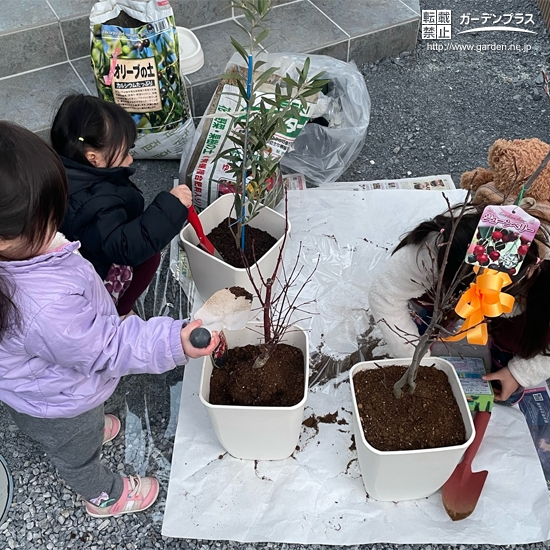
[443,356,494,412]
[465,205,540,275]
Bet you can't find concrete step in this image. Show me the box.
[0,0,420,135]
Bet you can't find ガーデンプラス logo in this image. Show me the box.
[422,10,537,40]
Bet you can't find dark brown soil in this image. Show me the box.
[353,364,466,452]
[105,11,144,27]
[208,343,305,407]
[228,286,253,300]
[207,217,277,268]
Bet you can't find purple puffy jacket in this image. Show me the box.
[0,240,186,418]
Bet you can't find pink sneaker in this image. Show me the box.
[85,475,159,518]
[103,414,121,444]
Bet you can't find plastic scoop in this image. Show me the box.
[189,286,253,349]
[441,411,491,521]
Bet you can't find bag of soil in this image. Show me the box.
[90,0,195,159]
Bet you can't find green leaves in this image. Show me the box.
[224,0,327,245]
[253,66,279,92]
[256,27,270,45]
[230,36,249,63]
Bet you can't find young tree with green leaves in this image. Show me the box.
[218,0,328,249]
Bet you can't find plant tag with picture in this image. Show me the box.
[465,205,540,275]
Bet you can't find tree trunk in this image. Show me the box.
[393,333,431,398]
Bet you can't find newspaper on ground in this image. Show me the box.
[519,384,550,490]
[310,174,455,191]
[282,172,307,190]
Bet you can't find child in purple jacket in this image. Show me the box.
[0,122,219,518]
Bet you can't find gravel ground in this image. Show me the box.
[341,0,550,186]
[2,0,550,548]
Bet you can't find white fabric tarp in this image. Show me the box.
[163,189,550,543]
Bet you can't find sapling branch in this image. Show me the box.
[392,190,474,398]
[379,318,423,346]
[239,188,318,368]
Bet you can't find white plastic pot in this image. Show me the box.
[180,193,288,306]
[349,357,475,501]
[176,27,204,75]
[199,323,309,460]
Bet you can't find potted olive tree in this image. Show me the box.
[180,0,327,305]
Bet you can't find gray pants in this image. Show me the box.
[5,403,124,503]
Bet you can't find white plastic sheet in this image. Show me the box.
[164,365,550,543]
[163,188,550,543]
[283,188,473,386]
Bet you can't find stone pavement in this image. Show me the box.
[0,0,419,137]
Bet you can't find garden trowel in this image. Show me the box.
[187,205,224,260]
[189,287,253,366]
[441,411,491,521]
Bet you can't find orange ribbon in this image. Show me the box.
[445,268,515,345]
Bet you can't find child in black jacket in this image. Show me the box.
[51,94,192,316]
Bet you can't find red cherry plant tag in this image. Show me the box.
[466,205,540,275]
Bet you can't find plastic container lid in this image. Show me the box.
[176,27,204,75]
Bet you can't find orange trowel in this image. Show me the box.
[441,411,491,521]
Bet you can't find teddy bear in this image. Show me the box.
[460,137,550,203]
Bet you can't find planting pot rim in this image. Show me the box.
[199,323,309,412]
[349,357,476,457]
[180,193,289,272]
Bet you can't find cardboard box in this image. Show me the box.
[538,0,550,34]
[443,356,494,412]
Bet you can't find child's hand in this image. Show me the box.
[181,320,220,359]
[482,367,520,401]
[170,184,193,207]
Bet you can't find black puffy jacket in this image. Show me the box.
[59,157,188,280]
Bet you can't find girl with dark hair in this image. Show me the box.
[0,121,219,517]
[50,93,193,318]
[369,204,550,404]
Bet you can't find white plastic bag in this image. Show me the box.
[90,0,195,159]
[279,54,371,184]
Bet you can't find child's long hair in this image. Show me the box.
[50,94,137,168]
[0,122,68,339]
[394,205,550,359]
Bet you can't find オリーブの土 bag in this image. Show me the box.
[90,0,195,159]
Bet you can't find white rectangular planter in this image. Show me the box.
[349,357,475,501]
[180,193,288,306]
[200,323,309,460]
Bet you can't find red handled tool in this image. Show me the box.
[441,411,491,521]
[187,205,223,260]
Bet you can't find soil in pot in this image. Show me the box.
[207,217,277,268]
[353,364,466,452]
[209,343,304,407]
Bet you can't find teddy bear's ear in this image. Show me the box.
[487,139,509,167]
[460,168,494,191]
